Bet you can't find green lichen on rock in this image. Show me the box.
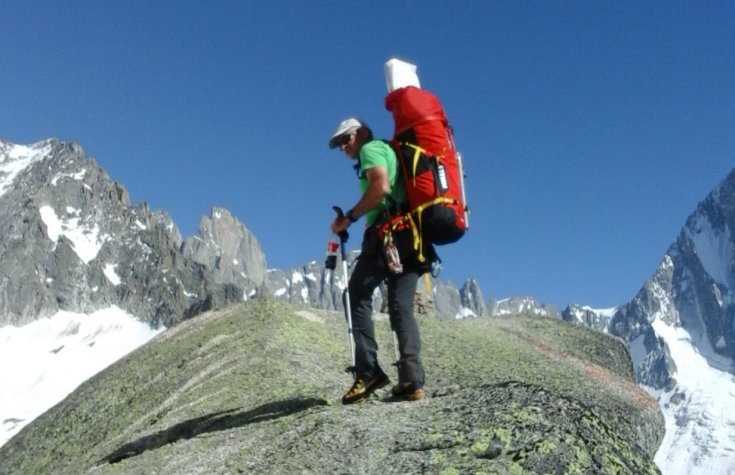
[0,300,663,474]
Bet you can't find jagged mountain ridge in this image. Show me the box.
[0,139,265,327]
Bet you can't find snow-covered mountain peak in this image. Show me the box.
[609,167,735,474]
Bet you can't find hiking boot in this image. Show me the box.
[391,381,425,401]
[342,371,390,405]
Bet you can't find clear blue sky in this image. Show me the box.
[2,1,734,309]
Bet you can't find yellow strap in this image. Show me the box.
[411,146,422,181]
[406,212,423,262]
[412,197,457,217]
[401,143,429,184]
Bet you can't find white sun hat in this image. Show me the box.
[328,117,364,149]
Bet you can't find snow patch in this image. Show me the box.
[39,205,108,264]
[648,318,735,475]
[50,169,86,186]
[103,263,121,286]
[0,307,162,447]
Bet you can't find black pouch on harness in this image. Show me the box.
[378,212,435,275]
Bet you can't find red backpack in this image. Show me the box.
[380,86,468,265]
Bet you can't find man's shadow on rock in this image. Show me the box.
[99,396,328,465]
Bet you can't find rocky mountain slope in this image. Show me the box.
[0,300,663,474]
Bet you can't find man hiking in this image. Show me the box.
[329,117,426,404]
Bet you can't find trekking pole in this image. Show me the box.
[332,206,356,378]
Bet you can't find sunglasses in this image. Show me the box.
[335,132,355,147]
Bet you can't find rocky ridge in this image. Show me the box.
[0,300,664,474]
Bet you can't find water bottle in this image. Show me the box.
[325,234,340,270]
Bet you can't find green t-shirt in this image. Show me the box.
[358,140,405,227]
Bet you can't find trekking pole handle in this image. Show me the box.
[332,206,350,243]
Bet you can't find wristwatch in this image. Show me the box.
[346,209,358,223]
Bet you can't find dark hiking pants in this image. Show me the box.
[347,228,425,385]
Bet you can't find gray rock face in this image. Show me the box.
[433,278,489,319]
[460,278,488,317]
[608,261,679,390]
[432,279,463,318]
[0,139,267,327]
[181,207,266,300]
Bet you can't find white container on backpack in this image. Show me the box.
[384,58,421,92]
